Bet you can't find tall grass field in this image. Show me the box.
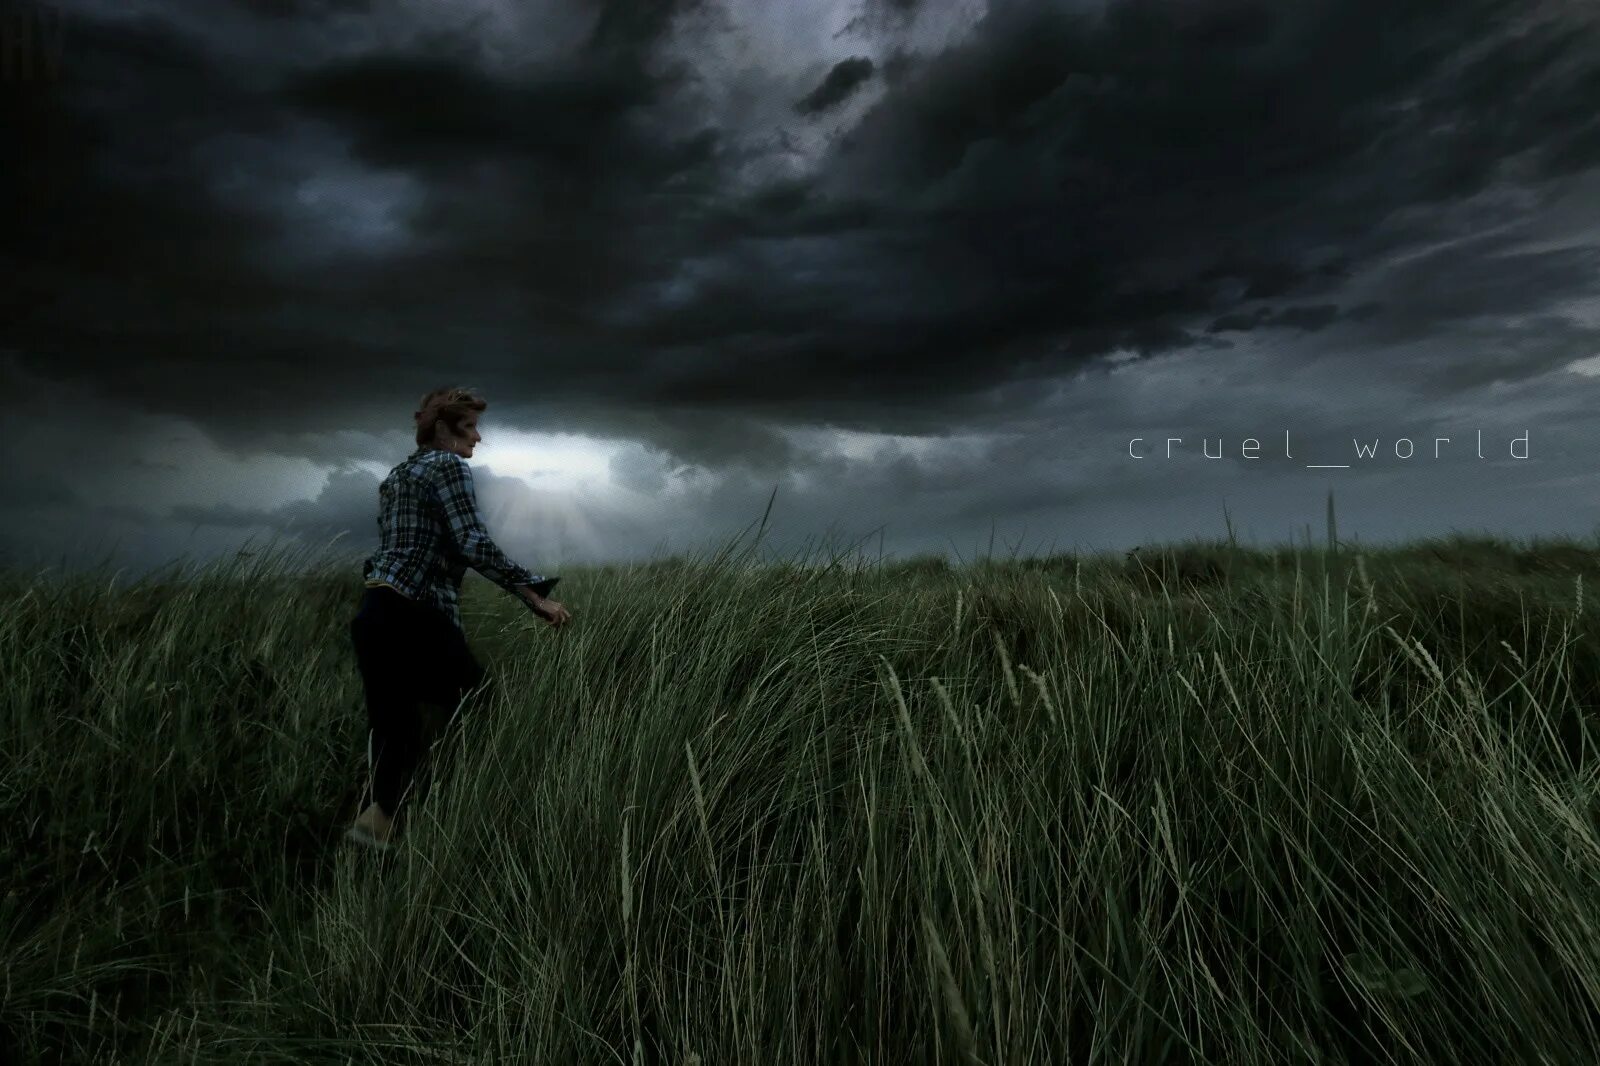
[5,520,1600,1064]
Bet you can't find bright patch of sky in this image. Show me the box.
[1565,354,1600,377]
[476,430,621,493]
[780,424,988,463]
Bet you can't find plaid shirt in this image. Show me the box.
[362,446,552,632]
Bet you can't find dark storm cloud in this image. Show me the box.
[167,501,279,530]
[277,52,701,177]
[1375,239,1600,333]
[795,56,874,115]
[273,46,723,335]
[586,0,1600,419]
[0,2,311,410]
[4,473,78,508]
[1407,315,1600,395]
[838,0,924,39]
[233,0,374,19]
[0,0,723,451]
[786,0,1549,355]
[867,0,921,16]
[1323,233,1600,369]
[1208,303,1381,334]
[2,0,1599,474]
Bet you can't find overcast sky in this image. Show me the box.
[4,0,1600,582]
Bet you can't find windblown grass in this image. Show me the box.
[4,524,1600,1063]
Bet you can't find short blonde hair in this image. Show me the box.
[414,385,487,447]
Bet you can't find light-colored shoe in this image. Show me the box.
[345,801,395,851]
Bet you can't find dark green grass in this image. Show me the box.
[4,525,1600,1063]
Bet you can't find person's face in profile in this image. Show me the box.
[439,414,481,458]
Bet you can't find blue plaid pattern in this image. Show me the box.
[361,446,551,632]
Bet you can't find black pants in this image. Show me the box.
[349,585,490,819]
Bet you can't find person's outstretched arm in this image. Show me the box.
[432,453,553,597]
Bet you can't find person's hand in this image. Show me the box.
[536,597,571,627]
[519,587,571,627]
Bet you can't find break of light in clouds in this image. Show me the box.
[3,0,1600,582]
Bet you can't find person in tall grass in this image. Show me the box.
[346,386,572,849]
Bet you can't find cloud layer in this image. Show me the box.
[4,0,1600,578]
